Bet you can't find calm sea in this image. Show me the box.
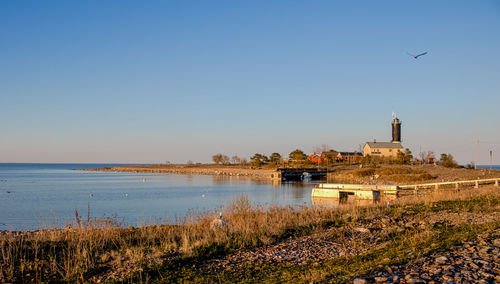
[0,163,317,231]
[476,165,500,170]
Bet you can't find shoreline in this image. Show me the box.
[2,186,498,282]
[79,164,276,180]
[80,164,500,184]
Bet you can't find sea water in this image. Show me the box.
[0,163,316,231]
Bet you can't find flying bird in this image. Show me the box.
[407,52,428,59]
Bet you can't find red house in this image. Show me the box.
[308,153,325,163]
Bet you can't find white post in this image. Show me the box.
[490,150,493,170]
[475,140,479,170]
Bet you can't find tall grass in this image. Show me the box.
[1,187,499,282]
[332,167,435,183]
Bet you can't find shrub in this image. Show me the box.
[440,153,459,168]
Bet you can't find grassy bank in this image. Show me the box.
[1,187,499,282]
[328,164,500,184]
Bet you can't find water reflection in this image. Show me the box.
[1,163,334,230]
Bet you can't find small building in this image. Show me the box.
[308,153,324,163]
[336,152,363,163]
[308,151,339,164]
[363,141,403,158]
[363,115,404,158]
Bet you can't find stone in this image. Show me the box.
[354,227,370,233]
[374,276,388,282]
[435,256,449,264]
[353,278,367,284]
[210,215,229,229]
[479,271,494,279]
[408,278,426,284]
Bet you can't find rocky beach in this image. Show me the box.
[2,183,499,283]
[81,164,275,180]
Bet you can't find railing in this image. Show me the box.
[398,178,499,191]
[314,178,500,197]
[317,183,398,191]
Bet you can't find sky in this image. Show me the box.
[1,1,499,164]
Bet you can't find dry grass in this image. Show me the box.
[0,195,346,282]
[1,187,499,282]
[330,165,500,185]
[331,167,435,184]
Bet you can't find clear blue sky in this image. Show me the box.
[1,1,499,164]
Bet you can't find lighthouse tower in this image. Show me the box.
[391,114,401,143]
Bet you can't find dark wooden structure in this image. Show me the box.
[271,168,328,181]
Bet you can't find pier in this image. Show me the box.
[312,183,398,200]
[271,168,328,181]
[312,178,500,200]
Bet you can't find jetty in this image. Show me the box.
[271,168,328,182]
[312,178,500,200]
[312,183,398,200]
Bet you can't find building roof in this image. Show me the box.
[365,142,403,149]
[337,152,363,156]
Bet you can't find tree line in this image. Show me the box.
[211,149,309,167]
[212,148,460,168]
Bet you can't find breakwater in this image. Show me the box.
[81,165,275,180]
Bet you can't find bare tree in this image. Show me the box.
[313,144,330,153]
[231,155,241,164]
[212,154,224,164]
[221,155,230,165]
[358,143,364,153]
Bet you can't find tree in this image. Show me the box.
[231,155,241,165]
[221,155,230,165]
[396,150,405,164]
[289,149,307,161]
[404,148,413,164]
[396,148,413,164]
[269,153,282,165]
[440,153,459,168]
[361,154,372,165]
[250,153,269,167]
[212,154,224,164]
[313,144,330,154]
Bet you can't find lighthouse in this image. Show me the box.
[392,115,401,143]
[363,113,404,158]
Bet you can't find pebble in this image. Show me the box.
[204,226,373,270]
[364,229,500,284]
[435,256,448,264]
